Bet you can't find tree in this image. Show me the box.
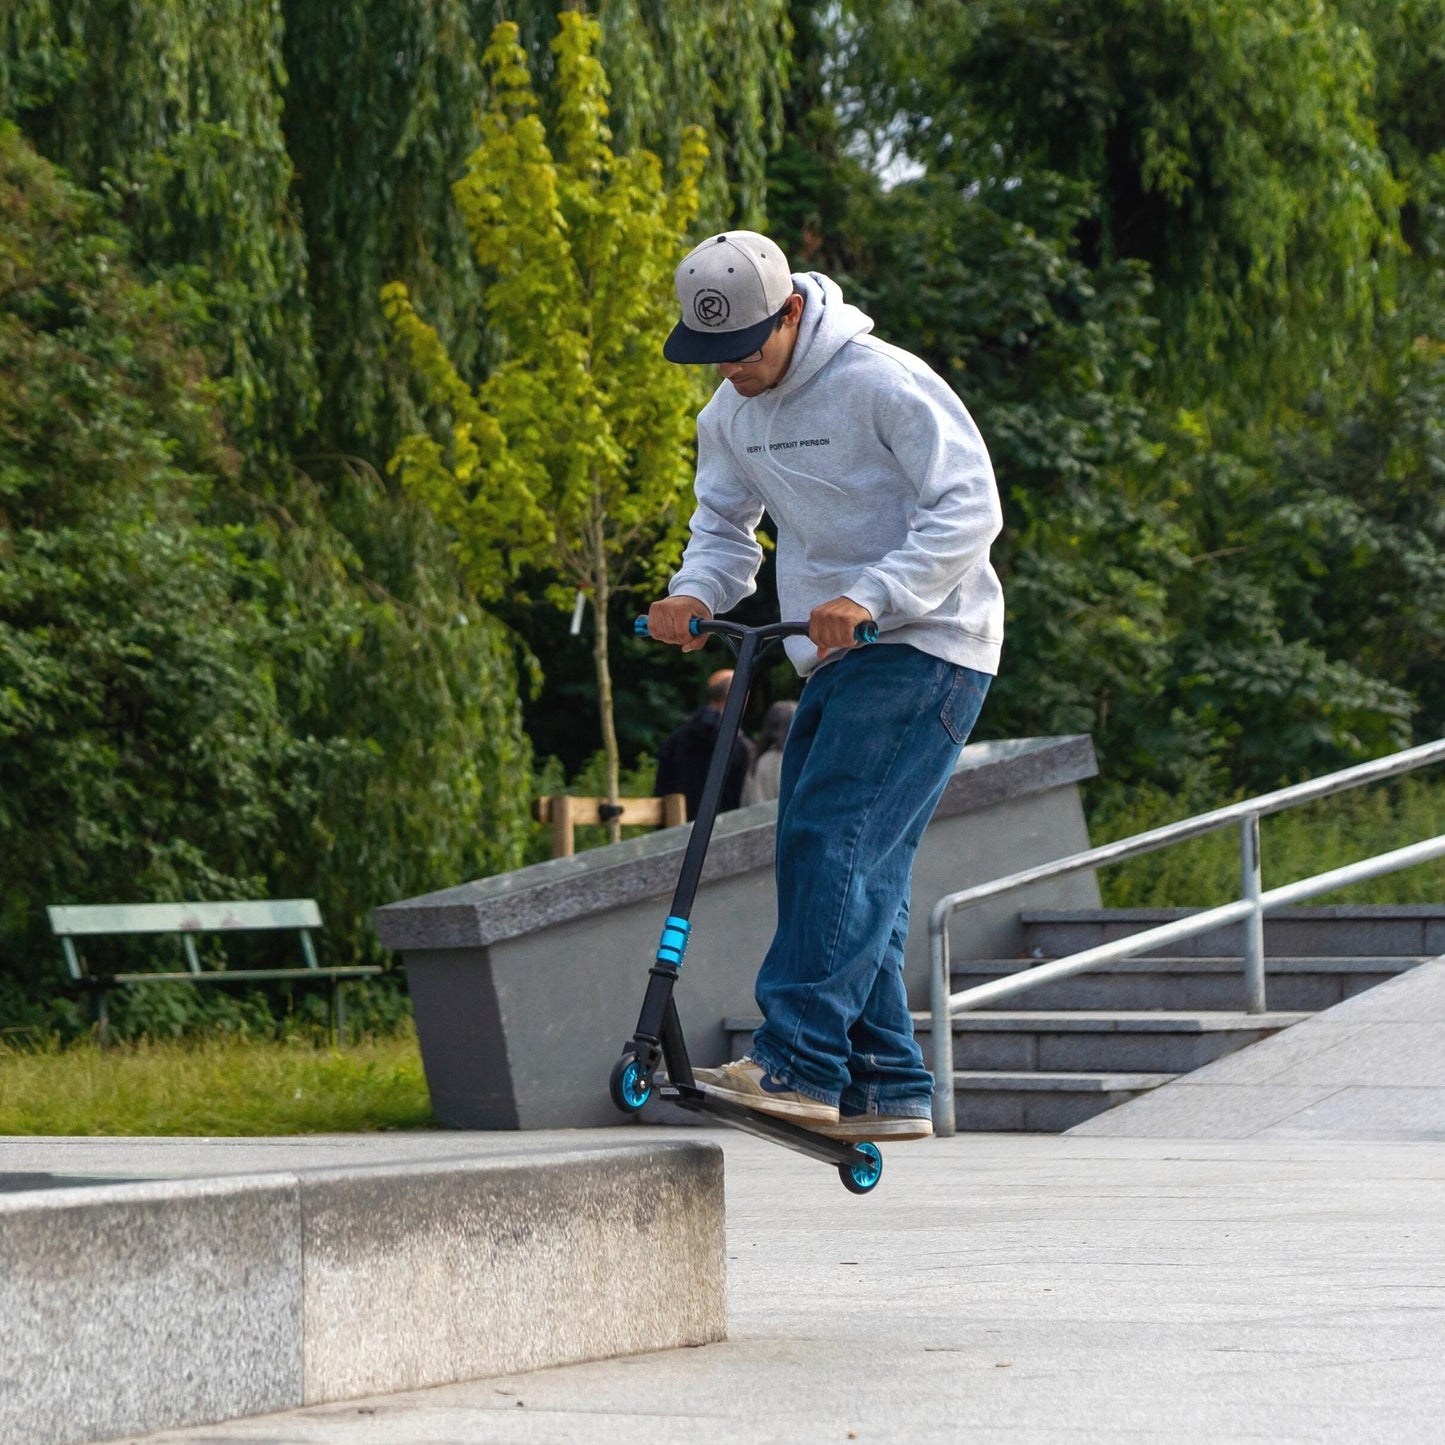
[278,0,789,476]
[0,123,290,1011]
[384,14,707,838]
[1,0,318,468]
[941,0,1402,415]
[3,5,538,963]
[767,0,1429,794]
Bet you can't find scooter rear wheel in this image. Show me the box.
[610,1053,652,1113]
[839,1141,883,1194]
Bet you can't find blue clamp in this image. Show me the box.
[633,616,650,636]
[655,915,691,969]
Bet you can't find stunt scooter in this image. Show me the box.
[609,613,886,1195]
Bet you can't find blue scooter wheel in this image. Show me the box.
[610,1054,652,1113]
[839,1141,883,1194]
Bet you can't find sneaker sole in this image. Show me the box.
[813,1117,934,1142]
[698,1080,839,1125]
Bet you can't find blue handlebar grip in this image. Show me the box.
[855,621,879,644]
[689,617,702,636]
[633,616,650,637]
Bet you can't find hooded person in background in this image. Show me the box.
[647,230,1004,1143]
[740,699,797,806]
[654,668,754,821]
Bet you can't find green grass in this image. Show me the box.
[1091,773,1445,910]
[0,1027,434,1136]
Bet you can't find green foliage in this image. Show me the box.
[945,0,1402,410]
[586,0,791,227]
[2,0,319,466]
[0,123,294,995]
[385,15,705,607]
[0,125,533,1031]
[385,14,710,808]
[225,461,535,961]
[279,0,487,460]
[1091,773,1445,909]
[275,0,789,475]
[771,0,1439,794]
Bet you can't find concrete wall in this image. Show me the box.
[377,736,1103,1131]
[0,1142,724,1445]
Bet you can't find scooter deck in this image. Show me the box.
[658,1082,876,1169]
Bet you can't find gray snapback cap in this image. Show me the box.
[664,231,795,363]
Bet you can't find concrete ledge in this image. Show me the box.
[374,736,1103,1130]
[375,736,1097,952]
[0,1141,725,1445]
[1072,952,1445,1140]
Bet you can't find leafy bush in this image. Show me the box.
[0,126,533,1038]
[1090,773,1445,909]
[0,123,294,1003]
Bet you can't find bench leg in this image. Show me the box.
[95,988,111,1048]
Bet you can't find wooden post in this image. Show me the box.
[551,794,577,858]
[534,793,689,856]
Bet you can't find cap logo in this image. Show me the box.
[693,289,730,328]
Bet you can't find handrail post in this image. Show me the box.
[1239,812,1267,1014]
[930,909,956,1138]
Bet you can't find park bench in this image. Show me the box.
[47,899,381,1042]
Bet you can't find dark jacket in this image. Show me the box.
[655,707,753,820]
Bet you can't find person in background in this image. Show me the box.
[740,699,797,806]
[654,668,755,821]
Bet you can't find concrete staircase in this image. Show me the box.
[726,906,1443,1133]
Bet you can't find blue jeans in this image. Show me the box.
[750,645,991,1117]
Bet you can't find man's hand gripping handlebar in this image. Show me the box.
[643,595,878,655]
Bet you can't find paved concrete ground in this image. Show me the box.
[112,1126,1445,1445]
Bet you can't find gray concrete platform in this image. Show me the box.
[0,1133,724,1445]
[1073,952,1445,1141]
[108,1126,1445,1445]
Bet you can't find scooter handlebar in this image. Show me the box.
[632,615,878,645]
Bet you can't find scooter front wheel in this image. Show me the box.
[839,1141,883,1194]
[610,1053,652,1113]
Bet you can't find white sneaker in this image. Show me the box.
[813,1111,933,1142]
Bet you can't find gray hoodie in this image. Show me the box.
[668,271,1005,678]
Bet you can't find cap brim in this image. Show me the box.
[663,311,779,364]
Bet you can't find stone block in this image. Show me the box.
[1261,1022,1445,1089]
[379,737,1104,1130]
[0,1139,727,1445]
[298,1143,726,1404]
[1256,1086,1445,1142]
[0,1176,302,1445]
[1070,1084,1335,1138]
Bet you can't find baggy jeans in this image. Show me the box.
[750,644,991,1117]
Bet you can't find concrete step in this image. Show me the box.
[0,1138,726,1445]
[1020,906,1445,960]
[948,956,1428,1012]
[926,1009,1307,1074]
[728,1009,1304,1079]
[950,1070,1176,1132]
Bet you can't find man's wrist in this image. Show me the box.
[668,579,721,616]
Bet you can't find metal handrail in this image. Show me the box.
[928,737,1445,1136]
